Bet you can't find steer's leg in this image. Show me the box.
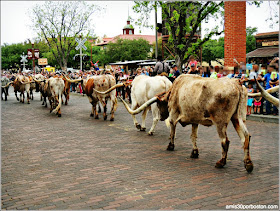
[110,97,117,121]
[215,123,230,168]
[140,107,149,131]
[27,91,30,104]
[231,117,253,173]
[22,92,25,103]
[190,124,199,158]
[102,100,107,120]
[167,121,176,151]
[131,101,141,130]
[148,104,160,135]
[15,91,19,101]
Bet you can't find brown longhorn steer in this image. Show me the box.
[12,75,33,104]
[120,74,254,173]
[63,74,120,121]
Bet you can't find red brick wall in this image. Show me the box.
[224,1,246,67]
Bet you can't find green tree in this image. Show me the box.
[99,38,151,64]
[202,37,224,65]
[29,1,101,70]
[133,1,224,71]
[246,26,258,53]
[1,42,33,70]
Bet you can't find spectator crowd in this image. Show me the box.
[2,56,279,116]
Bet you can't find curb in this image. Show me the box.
[247,114,279,124]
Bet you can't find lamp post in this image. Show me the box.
[155,3,158,59]
[31,42,35,75]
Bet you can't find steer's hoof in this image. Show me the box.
[215,159,226,168]
[167,143,175,151]
[244,160,254,173]
[135,124,141,130]
[140,127,146,131]
[27,102,30,104]
[58,114,61,117]
[190,149,199,158]
[95,115,99,119]
[148,131,154,136]
[110,117,114,121]
[90,113,94,117]
[104,115,107,121]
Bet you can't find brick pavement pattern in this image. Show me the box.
[1,90,279,210]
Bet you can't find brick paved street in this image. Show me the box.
[1,90,279,210]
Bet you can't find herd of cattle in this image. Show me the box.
[1,72,279,173]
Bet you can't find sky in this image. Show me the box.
[1,1,279,45]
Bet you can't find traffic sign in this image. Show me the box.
[20,53,28,63]
[75,38,87,51]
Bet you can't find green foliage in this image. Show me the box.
[1,41,51,70]
[133,1,224,70]
[202,37,224,64]
[246,27,258,53]
[99,38,151,64]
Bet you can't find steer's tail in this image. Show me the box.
[52,91,62,114]
[165,117,170,129]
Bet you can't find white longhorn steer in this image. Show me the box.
[95,75,172,135]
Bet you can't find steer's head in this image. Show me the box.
[156,92,170,121]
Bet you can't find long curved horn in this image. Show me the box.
[20,80,34,85]
[62,74,82,83]
[32,77,44,83]
[119,96,158,115]
[1,82,13,88]
[255,78,279,107]
[248,86,279,97]
[93,83,125,95]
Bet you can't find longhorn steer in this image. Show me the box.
[64,74,119,120]
[120,74,254,173]
[28,75,36,100]
[45,77,65,117]
[13,75,33,104]
[116,75,172,135]
[1,77,12,101]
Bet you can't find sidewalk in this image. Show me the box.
[247,113,279,124]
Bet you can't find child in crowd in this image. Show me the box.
[253,89,262,114]
[168,68,174,77]
[270,69,279,88]
[247,83,254,115]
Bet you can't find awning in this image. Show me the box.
[137,60,175,66]
[246,47,279,58]
[108,60,153,65]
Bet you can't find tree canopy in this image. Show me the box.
[133,1,224,71]
[29,1,101,70]
[246,26,258,53]
[99,38,151,64]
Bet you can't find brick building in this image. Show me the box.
[224,1,246,67]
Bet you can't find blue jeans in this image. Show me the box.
[265,92,278,114]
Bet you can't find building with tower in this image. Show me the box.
[95,18,156,50]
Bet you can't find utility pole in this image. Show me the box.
[32,43,35,75]
[155,2,158,59]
